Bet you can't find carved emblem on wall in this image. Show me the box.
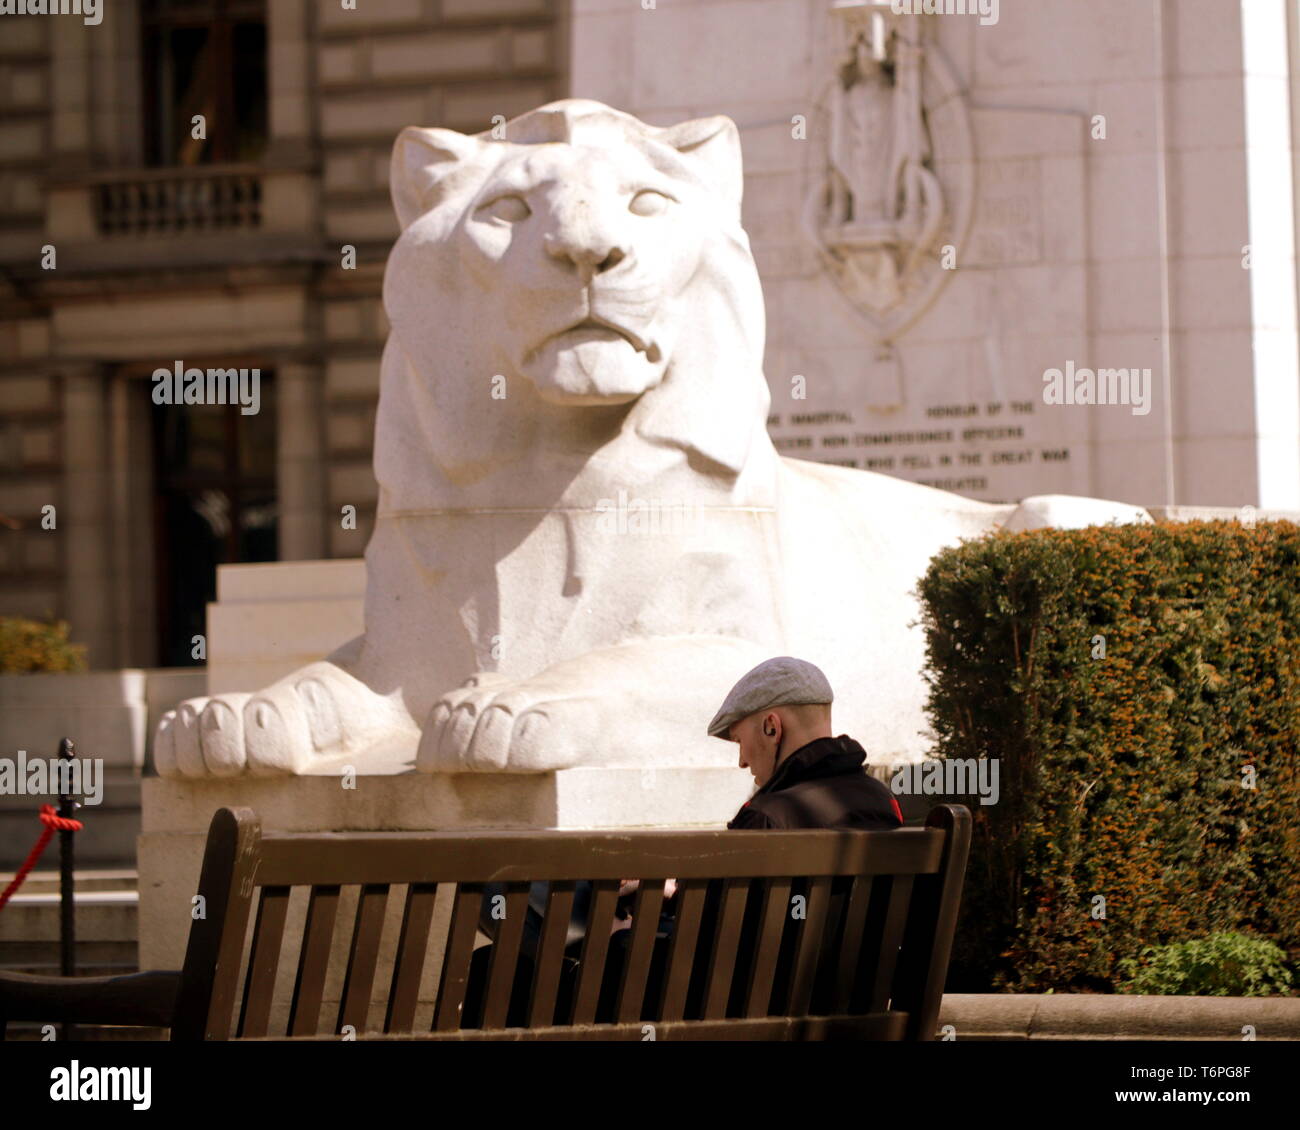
[803,0,975,342]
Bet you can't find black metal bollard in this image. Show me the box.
[58,737,77,1039]
[57,736,77,977]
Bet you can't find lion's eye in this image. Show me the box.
[478,194,531,222]
[629,189,672,217]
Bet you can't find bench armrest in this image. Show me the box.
[0,969,180,1030]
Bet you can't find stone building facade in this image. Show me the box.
[4,0,1300,677]
[0,0,567,669]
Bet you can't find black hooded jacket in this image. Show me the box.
[726,734,904,830]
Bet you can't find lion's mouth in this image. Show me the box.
[535,315,658,361]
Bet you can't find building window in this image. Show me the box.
[142,0,268,167]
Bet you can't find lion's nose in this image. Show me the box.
[543,223,628,278]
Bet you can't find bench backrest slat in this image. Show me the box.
[482,882,531,1029]
[810,879,848,1009]
[741,877,791,1017]
[238,884,290,1038]
[569,879,619,1024]
[385,883,437,1033]
[614,880,665,1023]
[288,884,340,1036]
[701,878,749,1019]
[179,805,970,1041]
[655,878,707,1022]
[338,883,389,1034]
[830,875,876,1014]
[432,884,480,1032]
[785,874,833,1016]
[868,874,915,1011]
[527,880,577,1027]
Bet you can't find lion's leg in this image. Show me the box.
[416,636,771,772]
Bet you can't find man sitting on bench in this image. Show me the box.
[710,654,905,831]
[464,656,903,1025]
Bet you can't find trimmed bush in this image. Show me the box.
[1117,931,1293,996]
[0,617,88,673]
[917,519,1300,992]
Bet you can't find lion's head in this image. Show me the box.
[378,99,771,498]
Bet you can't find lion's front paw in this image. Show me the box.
[416,637,767,774]
[417,671,597,773]
[153,662,406,778]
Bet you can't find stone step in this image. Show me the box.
[1,934,135,961]
[0,934,138,979]
[0,889,138,945]
[0,959,138,977]
[0,866,140,979]
[0,869,138,895]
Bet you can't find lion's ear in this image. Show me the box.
[390,126,484,230]
[658,115,744,216]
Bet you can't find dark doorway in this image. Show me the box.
[149,368,277,667]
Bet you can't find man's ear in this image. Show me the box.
[656,114,744,219]
[389,126,485,230]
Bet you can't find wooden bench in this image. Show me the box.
[0,803,969,1041]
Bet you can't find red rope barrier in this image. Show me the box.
[0,804,83,911]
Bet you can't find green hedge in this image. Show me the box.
[0,617,87,674]
[917,519,1300,992]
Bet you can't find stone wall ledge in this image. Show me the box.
[938,993,1300,1040]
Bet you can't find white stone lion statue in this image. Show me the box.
[154,99,1148,778]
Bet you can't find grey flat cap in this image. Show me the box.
[707,656,834,739]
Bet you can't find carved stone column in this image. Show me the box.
[276,361,326,561]
[60,364,114,667]
[48,17,93,174]
[266,0,314,168]
[263,0,320,236]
